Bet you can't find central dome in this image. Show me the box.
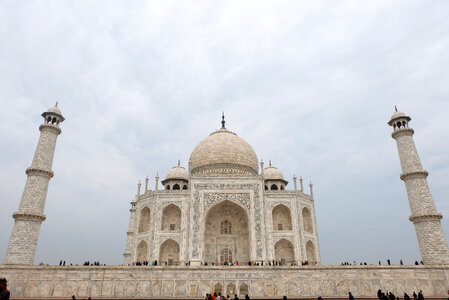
[189,127,259,176]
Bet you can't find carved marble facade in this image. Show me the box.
[2,265,448,298]
[123,123,321,266]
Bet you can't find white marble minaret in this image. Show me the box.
[389,108,449,264]
[4,104,64,265]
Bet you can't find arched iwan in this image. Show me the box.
[138,207,151,233]
[159,239,180,266]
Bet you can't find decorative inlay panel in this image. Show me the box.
[204,193,250,210]
[192,183,263,258]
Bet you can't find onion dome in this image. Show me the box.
[42,102,65,122]
[388,106,410,126]
[263,161,288,191]
[48,105,62,115]
[189,114,259,176]
[264,165,285,181]
[162,161,189,184]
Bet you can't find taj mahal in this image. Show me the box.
[1,105,449,299]
[123,114,320,267]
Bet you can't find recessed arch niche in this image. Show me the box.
[161,204,181,231]
[274,238,294,264]
[272,204,292,230]
[204,200,250,264]
[159,239,180,266]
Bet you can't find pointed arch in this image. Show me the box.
[138,207,151,233]
[306,240,317,263]
[274,238,295,264]
[159,239,180,266]
[161,204,181,231]
[227,283,236,295]
[136,240,148,262]
[272,204,292,230]
[239,283,248,296]
[220,248,233,263]
[302,207,313,233]
[214,283,223,294]
[173,183,180,190]
[204,200,250,264]
[221,219,232,234]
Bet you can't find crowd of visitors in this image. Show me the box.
[58,260,105,266]
[340,259,424,266]
[129,259,315,267]
[205,292,250,300]
[82,261,102,266]
[376,289,425,300]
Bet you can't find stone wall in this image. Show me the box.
[1,265,448,299]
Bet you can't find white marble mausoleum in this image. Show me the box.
[123,116,321,267]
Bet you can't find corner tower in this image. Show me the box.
[388,108,449,264]
[4,104,64,265]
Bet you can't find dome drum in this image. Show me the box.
[161,177,188,185]
[190,163,258,177]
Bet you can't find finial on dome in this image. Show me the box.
[178,159,180,166]
[395,105,397,112]
[221,112,225,129]
[55,101,58,107]
[269,160,272,167]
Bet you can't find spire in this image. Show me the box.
[155,173,159,192]
[221,112,225,129]
[309,181,313,196]
[137,180,142,197]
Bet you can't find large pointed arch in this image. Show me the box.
[161,204,181,231]
[136,240,148,262]
[274,238,295,264]
[138,207,151,233]
[272,204,292,230]
[306,240,317,263]
[204,200,250,264]
[159,239,180,266]
[302,207,313,233]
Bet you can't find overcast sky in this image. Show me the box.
[1,1,449,266]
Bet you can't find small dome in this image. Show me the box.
[264,165,285,181]
[47,105,62,115]
[390,111,405,120]
[165,165,189,181]
[42,103,65,122]
[189,127,259,175]
[388,107,410,126]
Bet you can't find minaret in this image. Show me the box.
[388,108,449,264]
[4,104,64,265]
[123,196,137,265]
